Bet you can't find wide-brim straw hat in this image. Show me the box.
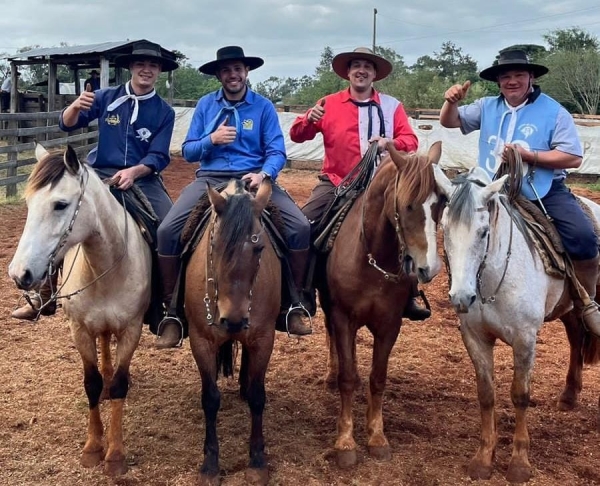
[199,46,264,75]
[480,49,548,81]
[332,47,393,82]
[114,40,179,72]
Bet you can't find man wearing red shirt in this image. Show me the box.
[290,47,429,320]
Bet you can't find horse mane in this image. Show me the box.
[25,151,69,198]
[215,181,257,269]
[394,152,436,208]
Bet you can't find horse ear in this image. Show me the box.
[387,142,408,170]
[433,165,453,199]
[254,179,272,214]
[63,145,81,175]
[207,182,227,215]
[427,141,442,165]
[35,142,49,162]
[482,175,508,203]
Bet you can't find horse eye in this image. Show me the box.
[54,201,69,211]
[407,204,413,211]
[480,227,489,239]
[253,244,265,254]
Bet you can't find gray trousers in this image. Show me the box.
[157,171,311,256]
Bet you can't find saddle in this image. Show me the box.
[107,183,163,329]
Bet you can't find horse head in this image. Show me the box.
[434,166,508,312]
[8,144,89,290]
[385,141,444,283]
[206,178,273,329]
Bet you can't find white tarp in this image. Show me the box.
[171,107,600,174]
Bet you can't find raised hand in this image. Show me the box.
[444,80,471,104]
[308,98,326,123]
[210,117,237,145]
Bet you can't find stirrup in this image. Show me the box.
[156,314,185,348]
[282,303,312,337]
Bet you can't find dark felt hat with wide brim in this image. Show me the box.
[114,40,179,72]
[332,47,393,82]
[480,49,548,81]
[199,46,264,75]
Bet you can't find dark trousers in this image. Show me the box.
[302,175,337,237]
[157,171,310,256]
[535,179,598,261]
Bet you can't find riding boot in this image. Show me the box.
[155,254,184,349]
[278,248,313,336]
[402,275,431,321]
[11,272,58,320]
[572,256,600,337]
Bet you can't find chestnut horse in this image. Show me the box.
[319,142,444,467]
[184,179,280,485]
[8,145,151,476]
[434,166,600,482]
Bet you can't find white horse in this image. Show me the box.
[8,145,151,477]
[434,166,600,483]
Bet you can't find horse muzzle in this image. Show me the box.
[449,290,476,314]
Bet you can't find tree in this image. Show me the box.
[540,49,600,114]
[543,27,600,52]
[410,41,478,83]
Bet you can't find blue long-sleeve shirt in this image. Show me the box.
[182,88,286,179]
[59,83,175,173]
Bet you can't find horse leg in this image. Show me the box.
[73,328,105,468]
[239,345,249,402]
[102,324,142,476]
[190,338,221,485]
[366,327,400,461]
[243,338,274,485]
[324,328,338,391]
[461,329,497,480]
[332,311,359,468]
[99,332,113,402]
[558,311,584,411]
[506,337,536,483]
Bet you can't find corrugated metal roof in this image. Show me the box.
[7,40,142,60]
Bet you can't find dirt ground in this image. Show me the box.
[2,157,600,486]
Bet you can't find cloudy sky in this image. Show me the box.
[1,0,600,84]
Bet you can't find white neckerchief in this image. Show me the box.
[493,96,530,158]
[106,82,156,124]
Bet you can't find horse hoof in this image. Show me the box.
[368,445,391,461]
[81,450,104,468]
[245,467,269,485]
[197,473,221,486]
[506,462,532,483]
[104,459,128,477]
[336,449,357,468]
[557,391,577,411]
[467,461,493,480]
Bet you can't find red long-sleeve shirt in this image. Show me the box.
[289,88,418,186]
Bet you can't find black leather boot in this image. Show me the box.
[403,276,431,321]
[11,273,58,320]
[155,254,184,349]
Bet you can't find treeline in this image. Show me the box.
[2,27,599,114]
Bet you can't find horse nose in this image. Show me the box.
[417,266,432,283]
[220,317,249,333]
[449,291,476,313]
[13,269,34,290]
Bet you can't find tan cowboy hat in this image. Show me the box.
[480,49,548,81]
[199,46,264,75]
[332,47,393,82]
[114,40,179,72]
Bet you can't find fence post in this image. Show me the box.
[6,120,17,198]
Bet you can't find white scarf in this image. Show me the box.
[106,82,156,124]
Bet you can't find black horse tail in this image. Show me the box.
[217,339,235,378]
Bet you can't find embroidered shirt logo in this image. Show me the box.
[136,128,152,142]
[519,123,537,139]
[105,114,120,126]
[242,119,254,130]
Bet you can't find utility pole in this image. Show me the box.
[372,8,378,52]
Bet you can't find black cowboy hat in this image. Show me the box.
[480,49,548,81]
[114,40,179,72]
[198,46,264,75]
[332,47,393,82]
[89,70,99,75]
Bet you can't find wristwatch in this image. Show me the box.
[259,171,271,180]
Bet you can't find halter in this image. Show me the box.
[203,210,265,327]
[361,172,407,282]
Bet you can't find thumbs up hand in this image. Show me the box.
[210,116,237,145]
[75,83,95,111]
[444,80,471,104]
[308,98,326,123]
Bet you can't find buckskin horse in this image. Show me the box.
[183,179,280,485]
[434,165,600,482]
[318,142,444,468]
[8,145,151,476]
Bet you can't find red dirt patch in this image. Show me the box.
[1,158,600,485]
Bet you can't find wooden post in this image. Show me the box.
[74,66,81,95]
[6,63,19,197]
[100,57,110,88]
[48,62,57,111]
[115,67,123,86]
[9,62,19,114]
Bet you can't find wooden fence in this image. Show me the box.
[0,111,98,198]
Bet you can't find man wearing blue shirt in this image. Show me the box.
[11,41,178,321]
[155,46,312,348]
[440,49,600,337]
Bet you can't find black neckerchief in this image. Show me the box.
[350,98,386,139]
